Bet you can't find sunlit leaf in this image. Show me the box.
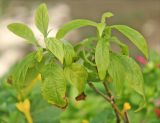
[35,3,49,37]
[95,38,110,80]
[8,23,37,45]
[56,19,97,39]
[112,25,148,58]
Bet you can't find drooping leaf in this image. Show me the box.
[45,38,64,64]
[64,63,88,96]
[74,37,97,51]
[110,36,129,55]
[63,41,76,66]
[35,3,49,37]
[10,52,39,94]
[108,53,145,110]
[41,63,67,108]
[112,25,148,58]
[7,23,37,45]
[126,57,145,99]
[95,38,110,80]
[125,57,146,111]
[56,19,97,39]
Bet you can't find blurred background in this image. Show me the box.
[0,0,160,77]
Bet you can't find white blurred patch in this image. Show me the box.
[0,49,23,76]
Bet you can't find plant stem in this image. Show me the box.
[124,112,130,123]
[88,82,111,102]
[103,81,113,98]
[103,81,122,123]
[111,104,121,123]
[88,82,123,123]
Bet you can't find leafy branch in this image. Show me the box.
[6,3,148,123]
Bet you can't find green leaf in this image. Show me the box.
[108,53,126,95]
[64,63,88,95]
[7,23,37,45]
[95,38,110,80]
[110,36,129,55]
[56,19,97,39]
[10,52,39,93]
[126,57,145,98]
[74,37,97,51]
[63,41,76,66]
[101,12,114,23]
[112,25,148,58]
[108,53,145,109]
[41,63,67,108]
[35,3,49,37]
[46,38,64,64]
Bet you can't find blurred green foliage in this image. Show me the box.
[1,50,160,123]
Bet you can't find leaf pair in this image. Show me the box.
[8,3,49,45]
